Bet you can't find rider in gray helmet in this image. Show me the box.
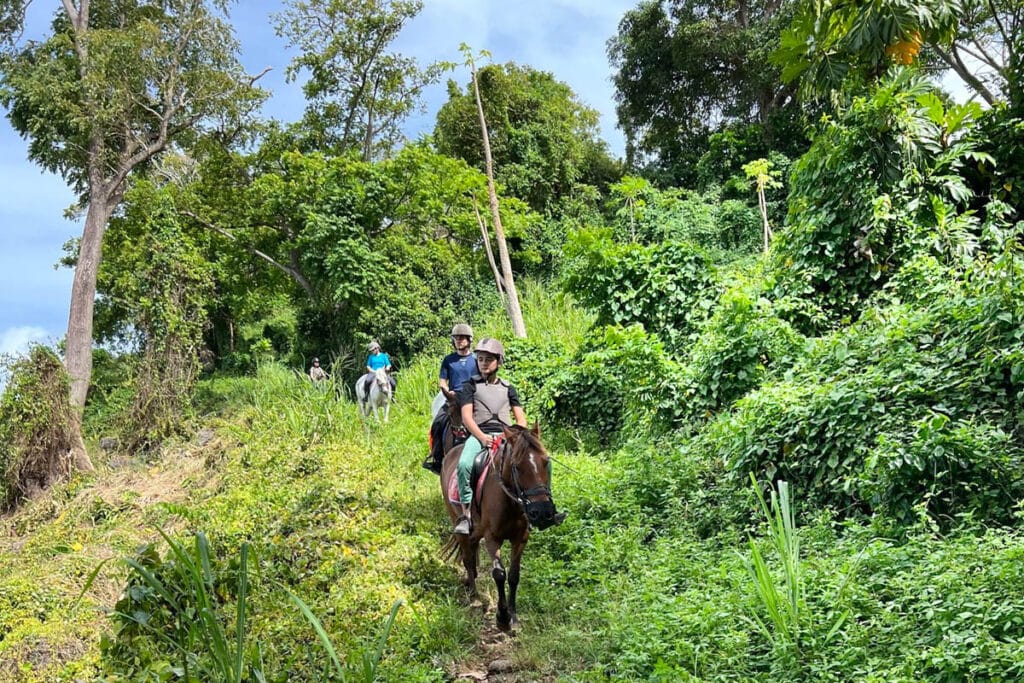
[452,338,565,534]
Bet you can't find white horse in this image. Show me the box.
[355,367,392,422]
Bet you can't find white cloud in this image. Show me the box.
[0,326,51,356]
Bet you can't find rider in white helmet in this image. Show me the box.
[454,338,520,533]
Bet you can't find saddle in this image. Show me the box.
[445,440,499,507]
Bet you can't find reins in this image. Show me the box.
[490,437,551,513]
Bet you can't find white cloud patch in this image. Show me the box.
[0,326,51,356]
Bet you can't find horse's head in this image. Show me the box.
[498,423,559,530]
[373,367,392,395]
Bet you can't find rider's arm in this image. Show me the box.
[461,402,491,446]
[512,405,527,428]
[439,377,452,396]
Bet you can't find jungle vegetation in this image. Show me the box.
[1,0,1023,680]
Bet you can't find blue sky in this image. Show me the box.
[0,0,636,356]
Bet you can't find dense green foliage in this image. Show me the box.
[608,0,805,184]
[434,62,621,217]
[5,0,1024,680]
[0,347,75,509]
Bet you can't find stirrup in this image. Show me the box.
[454,515,471,535]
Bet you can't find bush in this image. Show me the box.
[713,255,1024,523]
[561,231,719,352]
[0,346,75,509]
[681,279,805,422]
[518,325,688,447]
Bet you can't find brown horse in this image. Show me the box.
[425,397,466,473]
[440,424,559,630]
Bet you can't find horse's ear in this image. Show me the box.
[531,421,541,437]
[502,425,514,438]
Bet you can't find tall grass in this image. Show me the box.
[80,530,405,682]
[745,477,804,662]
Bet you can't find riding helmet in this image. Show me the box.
[451,323,473,338]
[474,337,505,362]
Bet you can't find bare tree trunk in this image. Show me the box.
[469,60,527,338]
[473,195,507,305]
[64,191,110,472]
[758,186,771,253]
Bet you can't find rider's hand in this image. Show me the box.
[482,434,494,448]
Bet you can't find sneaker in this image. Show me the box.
[454,516,471,535]
[421,457,441,474]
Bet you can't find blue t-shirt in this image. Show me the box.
[367,352,391,371]
[439,352,478,392]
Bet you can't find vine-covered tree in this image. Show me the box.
[774,0,1021,106]
[608,0,800,185]
[0,0,264,470]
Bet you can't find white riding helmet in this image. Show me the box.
[451,323,473,338]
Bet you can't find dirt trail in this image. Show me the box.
[449,597,551,683]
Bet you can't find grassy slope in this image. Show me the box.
[4,283,1024,682]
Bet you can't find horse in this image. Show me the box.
[355,367,392,422]
[425,396,466,473]
[440,424,559,631]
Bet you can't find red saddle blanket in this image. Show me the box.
[445,437,501,505]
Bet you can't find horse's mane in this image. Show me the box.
[504,424,547,465]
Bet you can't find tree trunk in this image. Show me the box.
[64,193,111,472]
[470,60,527,338]
[473,195,507,305]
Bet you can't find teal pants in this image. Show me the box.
[458,434,494,505]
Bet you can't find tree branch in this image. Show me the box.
[181,209,317,300]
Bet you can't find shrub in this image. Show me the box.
[561,231,719,352]
[714,255,1024,523]
[0,346,75,509]
[681,279,805,422]
[522,325,689,446]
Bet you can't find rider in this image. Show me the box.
[424,324,478,472]
[364,341,397,399]
[309,357,327,389]
[453,338,524,535]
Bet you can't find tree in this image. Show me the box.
[434,60,619,215]
[0,0,263,470]
[742,157,783,252]
[608,0,801,184]
[773,0,1021,106]
[274,0,448,160]
[462,46,526,338]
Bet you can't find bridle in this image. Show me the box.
[490,436,557,529]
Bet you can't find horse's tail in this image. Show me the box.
[441,534,461,562]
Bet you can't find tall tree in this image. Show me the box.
[608,0,800,184]
[434,60,620,216]
[773,0,1020,106]
[274,0,448,160]
[0,0,263,469]
[462,46,526,338]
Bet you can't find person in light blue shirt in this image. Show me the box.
[363,341,396,399]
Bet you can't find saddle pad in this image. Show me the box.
[446,457,492,505]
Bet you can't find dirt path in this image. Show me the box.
[449,595,550,683]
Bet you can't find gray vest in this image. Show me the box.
[473,379,511,431]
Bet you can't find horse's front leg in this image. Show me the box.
[484,537,511,630]
[507,539,526,627]
[382,400,390,423]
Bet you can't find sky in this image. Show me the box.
[0,0,637,357]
